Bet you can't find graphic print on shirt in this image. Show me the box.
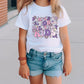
[32,16,59,39]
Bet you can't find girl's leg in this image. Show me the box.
[45,75,62,84]
[29,73,43,84]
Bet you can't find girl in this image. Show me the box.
[15,0,72,84]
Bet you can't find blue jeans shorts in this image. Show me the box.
[26,48,63,78]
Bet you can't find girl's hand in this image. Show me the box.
[63,60,72,76]
[19,63,30,79]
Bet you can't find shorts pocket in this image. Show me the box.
[51,52,62,63]
[26,53,33,60]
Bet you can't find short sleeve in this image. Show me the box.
[58,5,71,28]
[15,6,29,30]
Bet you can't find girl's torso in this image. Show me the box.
[26,1,63,53]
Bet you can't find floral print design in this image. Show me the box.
[32,16,58,39]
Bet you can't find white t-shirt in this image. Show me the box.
[15,1,71,53]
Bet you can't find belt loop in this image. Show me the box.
[32,49,35,57]
[30,49,33,57]
[34,50,36,57]
[50,52,52,57]
[50,52,51,57]
[51,52,54,57]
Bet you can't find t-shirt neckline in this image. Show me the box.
[32,1,51,9]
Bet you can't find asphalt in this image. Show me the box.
[0,1,84,84]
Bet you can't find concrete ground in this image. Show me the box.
[0,0,84,84]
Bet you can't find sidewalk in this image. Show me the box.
[0,2,84,84]
[8,9,18,21]
[0,9,18,40]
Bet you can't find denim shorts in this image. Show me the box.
[26,48,63,78]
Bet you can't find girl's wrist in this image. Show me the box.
[64,55,71,60]
[64,58,71,63]
[20,60,27,65]
[18,57,27,60]
[18,56,27,65]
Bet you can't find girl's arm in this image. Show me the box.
[18,28,30,79]
[59,26,72,76]
[59,26,71,60]
[18,28,27,65]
